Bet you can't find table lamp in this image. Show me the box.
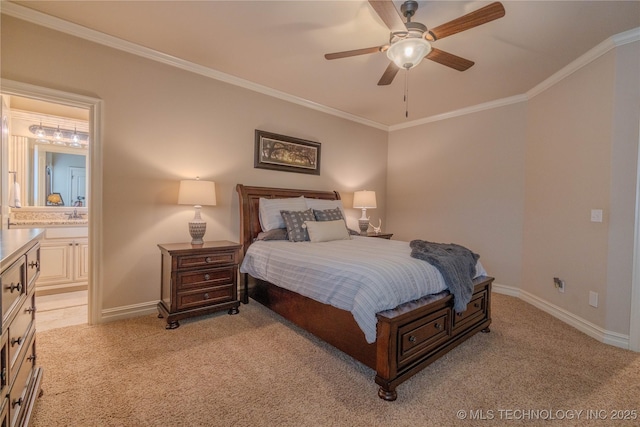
[178,177,217,245]
[353,190,377,235]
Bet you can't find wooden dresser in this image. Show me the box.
[157,241,241,329]
[0,229,44,427]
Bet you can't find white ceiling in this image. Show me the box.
[7,1,640,128]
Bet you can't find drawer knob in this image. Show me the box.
[28,354,37,363]
[204,274,211,281]
[11,336,24,346]
[434,322,442,330]
[205,257,212,263]
[6,282,23,293]
[474,302,481,308]
[204,293,210,300]
[28,260,40,269]
[26,306,36,314]
[457,312,464,317]
[12,397,23,408]
[408,335,416,343]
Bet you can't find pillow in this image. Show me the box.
[305,220,350,243]
[280,209,315,242]
[255,228,288,241]
[259,196,306,231]
[313,207,344,222]
[304,198,346,219]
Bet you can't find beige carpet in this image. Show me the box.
[33,294,639,426]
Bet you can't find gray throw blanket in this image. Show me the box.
[409,240,479,313]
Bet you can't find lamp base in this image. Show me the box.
[358,219,369,235]
[188,220,206,245]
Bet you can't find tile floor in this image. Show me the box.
[36,290,88,331]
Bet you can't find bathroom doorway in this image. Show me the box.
[1,79,102,328]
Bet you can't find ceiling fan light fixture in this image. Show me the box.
[386,37,432,69]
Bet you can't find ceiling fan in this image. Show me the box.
[325,1,505,86]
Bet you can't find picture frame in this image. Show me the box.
[254,130,321,175]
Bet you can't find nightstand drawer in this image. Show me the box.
[176,251,237,269]
[176,266,236,291]
[177,285,235,310]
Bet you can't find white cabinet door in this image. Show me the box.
[38,241,73,286]
[74,241,89,282]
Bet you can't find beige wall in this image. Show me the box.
[388,42,639,336]
[1,16,388,311]
[387,104,527,289]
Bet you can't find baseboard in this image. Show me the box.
[492,283,630,350]
[100,301,158,323]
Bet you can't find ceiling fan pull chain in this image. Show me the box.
[404,69,409,118]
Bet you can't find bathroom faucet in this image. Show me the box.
[67,209,83,219]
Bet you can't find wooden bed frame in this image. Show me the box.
[236,184,493,401]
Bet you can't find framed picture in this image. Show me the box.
[254,130,321,175]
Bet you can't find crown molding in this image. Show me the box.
[3,3,638,132]
[527,27,640,100]
[389,94,528,131]
[1,2,388,131]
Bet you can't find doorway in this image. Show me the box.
[1,79,102,327]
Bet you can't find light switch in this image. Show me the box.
[590,209,603,223]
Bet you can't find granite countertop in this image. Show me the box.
[8,210,88,227]
[0,228,45,270]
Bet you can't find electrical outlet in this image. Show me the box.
[589,291,599,307]
[553,277,565,293]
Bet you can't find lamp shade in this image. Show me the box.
[386,37,432,70]
[178,179,217,206]
[353,190,377,209]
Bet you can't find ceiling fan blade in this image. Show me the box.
[428,2,505,41]
[377,62,400,86]
[426,48,474,71]
[368,0,407,33]
[324,46,386,60]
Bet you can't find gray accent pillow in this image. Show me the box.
[313,207,344,222]
[281,209,316,242]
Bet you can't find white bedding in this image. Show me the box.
[240,236,486,343]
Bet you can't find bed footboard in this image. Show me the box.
[249,275,493,401]
[375,277,492,400]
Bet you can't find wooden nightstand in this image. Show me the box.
[157,241,241,329]
[365,232,393,239]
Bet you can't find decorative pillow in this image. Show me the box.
[255,228,288,241]
[304,198,346,219]
[259,196,306,231]
[313,207,344,222]
[280,209,316,242]
[305,220,350,243]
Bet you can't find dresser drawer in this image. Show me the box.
[176,266,236,292]
[176,251,237,270]
[177,285,235,310]
[0,331,7,402]
[25,244,40,292]
[9,295,35,381]
[1,257,26,327]
[398,308,451,369]
[453,290,487,332]
[8,332,35,427]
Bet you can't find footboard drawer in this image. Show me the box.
[397,308,451,369]
[453,289,488,332]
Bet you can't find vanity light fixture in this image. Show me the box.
[353,190,377,235]
[28,124,89,145]
[178,177,217,245]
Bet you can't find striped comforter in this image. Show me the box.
[240,236,486,343]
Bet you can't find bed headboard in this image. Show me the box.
[236,184,341,255]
